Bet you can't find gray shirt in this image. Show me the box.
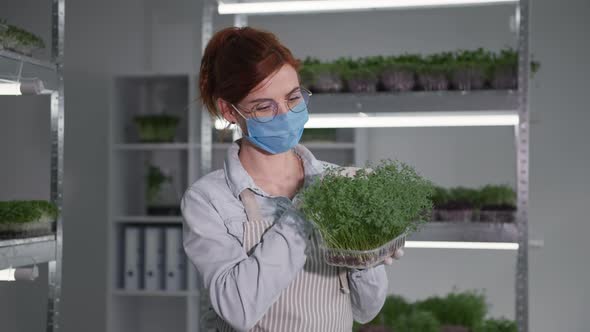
[181,140,388,331]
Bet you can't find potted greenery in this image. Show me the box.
[133,113,179,143]
[436,187,479,222]
[415,290,488,332]
[146,165,180,216]
[0,19,45,56]
[357,291,517,332]
[299,57,343,93]
[450,49,491,91]
[299,160,434,269]
[379,54,419,92]
[477,185,516,223]
[417,52,452,91]
[0,200,57,239]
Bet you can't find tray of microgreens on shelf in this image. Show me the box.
[299,160,434,269]
[0,200,57,240]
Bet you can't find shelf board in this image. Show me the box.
[113,143,190,150]
[112,289,191,297]
[310,90,519,114]
[115,216,183,224]
[0,49,57,70]
[0,235,56,270]
[0,50,58,92]
[408,221,519,243]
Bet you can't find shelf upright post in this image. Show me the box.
[200,4,215,178]
[47,0,65,331]
[515,0,531,331]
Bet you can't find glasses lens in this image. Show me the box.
[287,88,311,113]
[252,101,278,123]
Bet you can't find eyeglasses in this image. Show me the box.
[230,86,312,123]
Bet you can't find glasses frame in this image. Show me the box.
[230,86,312,123]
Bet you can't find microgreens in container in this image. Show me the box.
[379,54,420,92]
[436,187,480,222]
[431,186,451,221]
[299,57,343,93]
[417,53,452,91]
[0,19,45,56]
[477,318,517,332]
[392,310,441,332]
[415,290,488,332]
[299,160,434,269]
[450,48,492,91]
[477,184,516,223]
[490,48,518,90]
[0,200,57,239]
[369,295,414,328]
[335,57,380,93]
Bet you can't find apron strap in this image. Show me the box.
[239,189,263,223]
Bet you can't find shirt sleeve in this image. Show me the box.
[347,265,389,324]
[181,187,310,331]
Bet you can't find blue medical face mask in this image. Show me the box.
[236,101,309,155]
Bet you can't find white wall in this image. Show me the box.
[0,0,588,331]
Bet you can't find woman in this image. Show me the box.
[181,26,403,332]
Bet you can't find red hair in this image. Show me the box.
[199,27,301,118]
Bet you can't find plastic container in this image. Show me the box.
[317,230,407,269]
[0,214,54,240]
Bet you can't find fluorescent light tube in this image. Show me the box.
[0,266,39,281]
[305,111,519,128]
[218,0,517,15]
[405,241,519,250]
[0,80,45,95]
[0,267,16,281]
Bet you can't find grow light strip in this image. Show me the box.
[0,79,45,95]
[305,111,519,128]
[406,241,519,250]
[217,0,518,15]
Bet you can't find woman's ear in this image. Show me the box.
[217,98,238,124]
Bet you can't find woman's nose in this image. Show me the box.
[276,101,290,115]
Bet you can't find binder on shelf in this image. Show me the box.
[123,226,143,290]
[144,226,165,291]
[165,226,187,291]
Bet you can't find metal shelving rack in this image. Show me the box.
[199,1,531,332]
[0,1,65,331]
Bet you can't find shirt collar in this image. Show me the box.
[223,139,325,199]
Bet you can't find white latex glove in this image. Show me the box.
[383,248,405,265]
